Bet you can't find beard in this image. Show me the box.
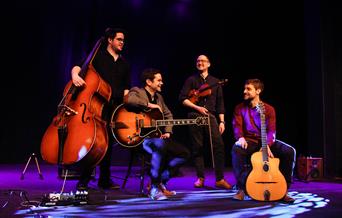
[243,96,252,104]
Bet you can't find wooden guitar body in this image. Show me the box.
[246,151,287,201]
[111,104,208,148]
[245,102,287,201]
[111,104,163,148]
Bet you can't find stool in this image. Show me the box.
[121,148,150,196]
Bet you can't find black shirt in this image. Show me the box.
[77,48,131,103]
[144,88,158,104]
[92,49,131,101]
[179,73,225,114]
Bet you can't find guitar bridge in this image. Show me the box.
[127,134,138,144]
[264,190,270,201]
[138,119,144,128]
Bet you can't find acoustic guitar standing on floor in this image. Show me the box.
[246,102,287,201]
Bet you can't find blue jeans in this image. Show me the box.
[231,139,296,190]
[143,138,190,185]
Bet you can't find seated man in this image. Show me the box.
[125,68,189,200]
[231,79,296,203]
[148,139,190,196]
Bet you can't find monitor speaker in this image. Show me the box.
[297,157,323,181]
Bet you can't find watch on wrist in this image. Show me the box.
[220,121,225,124]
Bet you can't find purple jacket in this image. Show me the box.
[232,101,276,146]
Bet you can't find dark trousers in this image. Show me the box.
[79,125,114,185]
[143,138,190,186]
[161,139,190,184]
[231,139,296,191]
[188,112,225,181]
[79,102,117,185]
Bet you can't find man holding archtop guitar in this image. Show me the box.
[123,68,190,200]
[231,78,296,203]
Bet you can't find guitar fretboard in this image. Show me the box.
[156,119,207,126]
[257,103,268,162]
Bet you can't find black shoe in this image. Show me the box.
[282,194,295,204]
[76,182,88,191]
[98,179,120,190]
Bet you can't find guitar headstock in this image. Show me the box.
[195,116,209,126]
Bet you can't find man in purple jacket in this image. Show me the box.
[231,78,296,203]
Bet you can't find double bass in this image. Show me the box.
[40,37,112,169]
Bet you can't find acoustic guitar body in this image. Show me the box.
[246,151,287,201]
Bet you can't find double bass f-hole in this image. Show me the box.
[80,102,90,123]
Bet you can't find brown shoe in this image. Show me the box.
[159,183,176,196]
[147,182,176,196]
[233,189,246,200]
[194,178,204,188]
[215,179,232,189]
[282,194,295,203]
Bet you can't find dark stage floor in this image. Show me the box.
[1,162,341,217]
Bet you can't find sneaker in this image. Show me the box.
[146,182,176,196]
[282,194,295,203]
[194,178,204,188]
[159,183,176,196]
[233,189,246,201]
[215,179,232,189]
[149,186,168,201]
[98,179,120,190]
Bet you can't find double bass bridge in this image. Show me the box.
[58,104,78,117]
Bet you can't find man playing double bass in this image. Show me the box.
[71,27,131,190]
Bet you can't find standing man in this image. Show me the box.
[231,78,296,203]
[125,68,189,200]
[71,27,131,190]
[179,54,231,189]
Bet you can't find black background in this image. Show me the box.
[2,0,341,177]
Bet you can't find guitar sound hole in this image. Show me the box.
[263,164,269,172]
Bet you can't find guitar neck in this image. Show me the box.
[260,113,268,162]
[156,119,200,126]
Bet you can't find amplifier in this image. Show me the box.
[297,157,323,181]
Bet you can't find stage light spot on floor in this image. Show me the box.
[14,190,330,217]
